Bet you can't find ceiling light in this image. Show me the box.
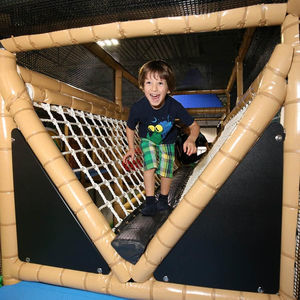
[96,40,105,47]
[111,39,119,45]
[104,39,112,46]
[97,39,119,47]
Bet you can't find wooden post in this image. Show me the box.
[0,94,19,285]
[236,60,243,103]
[115,69,123,110]
[226,28,255,95]
[225,91,231,116]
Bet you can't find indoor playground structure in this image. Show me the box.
[0,0,299,299]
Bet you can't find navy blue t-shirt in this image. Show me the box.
[127,95,194,145]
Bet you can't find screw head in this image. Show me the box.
[257,286,264,293]
[275,135,283,142]
[25,257,30,263]
[97,267,102,274]
[162,275,169,282]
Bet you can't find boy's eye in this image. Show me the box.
[148,125,155,132]
[155,124,163,132]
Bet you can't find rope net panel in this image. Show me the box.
[181,101,250,197]
[33,101,160,229]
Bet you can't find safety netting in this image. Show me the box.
[0,0,287,38]
[33,100,160,229]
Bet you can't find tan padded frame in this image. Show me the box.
[0,1,299,299]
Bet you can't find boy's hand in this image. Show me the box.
[122,148,135,163]
[183,138,197,156]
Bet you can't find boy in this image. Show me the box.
[123,60,200,216]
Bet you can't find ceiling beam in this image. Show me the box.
[173,89,226,95]
[186,107,226,115]
[84,43,139,88]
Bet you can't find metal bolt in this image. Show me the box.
[25,257,30,263]
[275,135,283,142]
[162,275,169,282]
[257,286,264,293]
[11,138,15,142]
[97,267,102,274]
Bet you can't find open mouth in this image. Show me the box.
[150,94,160,101]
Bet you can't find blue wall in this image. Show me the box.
[172,94,223,108]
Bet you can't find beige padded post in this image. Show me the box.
[280,11,300,299]
[18,67,126,118]
[0,49,131,283]
[0,93,19,285]
[287,0,300,16]
[132,43,293,282]
[27,84,106,116]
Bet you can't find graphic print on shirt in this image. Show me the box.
[146,117,172,144]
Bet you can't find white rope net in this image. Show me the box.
[33,101,160,229]
[181,101,251,198]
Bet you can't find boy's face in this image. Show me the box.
[143,72,169,109]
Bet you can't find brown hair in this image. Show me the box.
[138,60,175,93]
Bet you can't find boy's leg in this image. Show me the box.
[160,176,172,195]
[141,169,157,216]
[157,143,175,211]
[157,176,172,211]
[140,139,158,216]
[144,168,156,196]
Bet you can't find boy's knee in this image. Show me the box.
[144,168,156,173]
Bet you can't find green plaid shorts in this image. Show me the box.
[140,138,175,178]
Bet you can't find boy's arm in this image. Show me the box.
[183,121,200,156]
[123,126,136,163]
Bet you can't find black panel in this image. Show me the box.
[154,122,283,294]
[12,129,110,274]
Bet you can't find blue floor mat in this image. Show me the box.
[0,281,129,300]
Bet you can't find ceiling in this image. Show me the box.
[0,0,285,126]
